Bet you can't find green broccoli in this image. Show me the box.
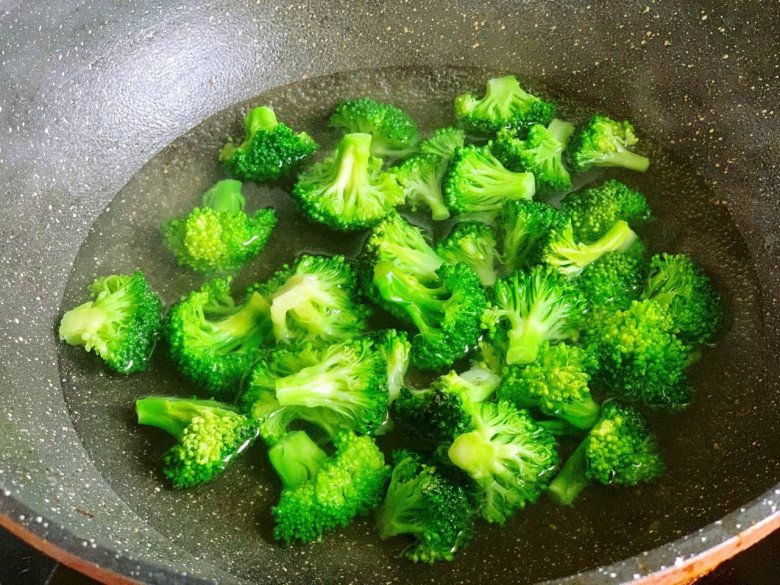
[392,153,451,221]
[444,145,536,215]
[492,119,575,193]
[435,221,500,286]
[447,400,559,523]
[377,450,473,563]
[59,272,163,374]
[166,278,272,398]
[419,127,466,160]
[372,329,412,403]
[163,179,277,273]
[578,251,647,312]
[548,401,665,505]
[219,106,317,182]
[567,115,650,173]
[268,429,329,489]
[453,75,556,136]
[496,200,568,272]
[641,253,722,345]
[330,98,419,158]
[135,396,258,488]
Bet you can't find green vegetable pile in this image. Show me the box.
[59,75,723,562]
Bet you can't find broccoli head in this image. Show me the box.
[330,98,419,159]
[435,221,500,286]
[419,127,466,160]
[372,329,412,403]
[578,251,647,313]
[496,200,568,272]
[392,153,451,221]
[567,115,650,173]
[268,430,329,489]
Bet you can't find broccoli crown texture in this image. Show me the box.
[371,329,412,403]
[392,153,451,221]
[496,200,567,272]
[578,251,647,313]
[567,115,649,173]
[330,98,419,158]
[435,221,500,286]
[419,127,466,160]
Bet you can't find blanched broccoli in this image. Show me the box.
[392,154,451,221]
[372,329,412,403]
[567,115,650,173]
[59,272,163,374]
[482,266,586,365]
[419,127,466,160]
[444,145,536,215]
[454,75,556,136]
[166,278,272,398]
[271,429,390,544]
[578,251,647,312]
[292,133,404,231]
[135,396,258,488]
[377,450,473,562]
[548,401,665,505]
[330,98,419,158]
[268,429,329,489]
[163,180,277,273]
[435,221,500,286]
[496,200,567,272]
[219,106,317,182]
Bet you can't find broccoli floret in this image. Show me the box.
[447,401,559,523]
[435,222,500,286]
[330,98,419,159]
[272,429,390,544]
[163,180,277,273]
[372,329,412,403]
[578,251,647,312]
[453,75,556,136]
[292,133,404,231]
[493,119,575,193]
[641,253,722,345]
[268,429,330,489]
[587,300,692,409]
[560,179,652,242]
[135,396,258,488]
[444,145,536,215]
[166,278,272,398]
[59,272,163,374]
[498,342,600,430]
[419,127,466,160]
[567,115,650,173]
[377,450,473,563]
[496,200,568,272]
[392,153,451,221]
[548,401,665,505]
[483,266,586,365]
[371,261,487,370]
[253,254,370,346]
[219,106,317,182]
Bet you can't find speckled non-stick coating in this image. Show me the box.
[0,1,777,584]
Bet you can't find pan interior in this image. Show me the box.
[57,67,770,584]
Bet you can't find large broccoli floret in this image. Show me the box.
[587,300,692,409]
[483,266,586,365]
[292,133,404,231]
[578,251,647,313]
[496,200,568,272]
[377,450,473,563]
[163,180,277,273]
[560,179,652,242]
[219,106,317,182]
[372,329,412,403]
[419,127,466,160]
[59,272,163,374]
[435,221,500,286]
[548,401,665,505]
[567,115,650,173]
[135,396,258,488]
[330,98,419,159]
[641,253,722,345]
[444,145,536,215]
[492,119,575,194]
[166,278,272,398]
[271,429,390,544]
[447,401,559,523]
[498,342,600,430]
[454,75,556,136]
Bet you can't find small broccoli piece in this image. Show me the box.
[578,251,647,312]
[219,106,317,182]
[419,127,466,160]
[330,98,419,159]
[567,115,650,173]
[135,396,258,488]
[453,75,556,136]
[163,180,277,273]
[268,430,330,489]
[498,342,600,430]
[560,179,652,242]
[435,222,500,286]
[444,145,536,215]
[548,401,665,505]
[377,450,473,563]
[166,278,272,398]
[493,119,575,193]
[496,200,568,272]
[641,253,722,345]
[272,429,390,544]
[59,272,163,374]
[447,400,559,523]
[587,300,692,409]
[391,153,450,221]
[292,133,404,231]
[483,266,586,365]
[372,329,412,403]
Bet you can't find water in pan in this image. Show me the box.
[58,67,767,584]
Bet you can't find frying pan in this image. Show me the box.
[1,1,778,583]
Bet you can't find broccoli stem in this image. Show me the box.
[548,439,590,505]
[547,119,575,144]
[506,324,545,365]
[485,75,531,112]
[135,396,234,440]
[201,179,246,212]
[599,149,650,172]
[333,133,373,191]
[245,106,279,135]
[268,430,329,489]
[377,477,425,539]
[58,302,111,350]
[373,262,445,333]
[208,291,271,353]
[560,396,601,430]
[447,431,495,478]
